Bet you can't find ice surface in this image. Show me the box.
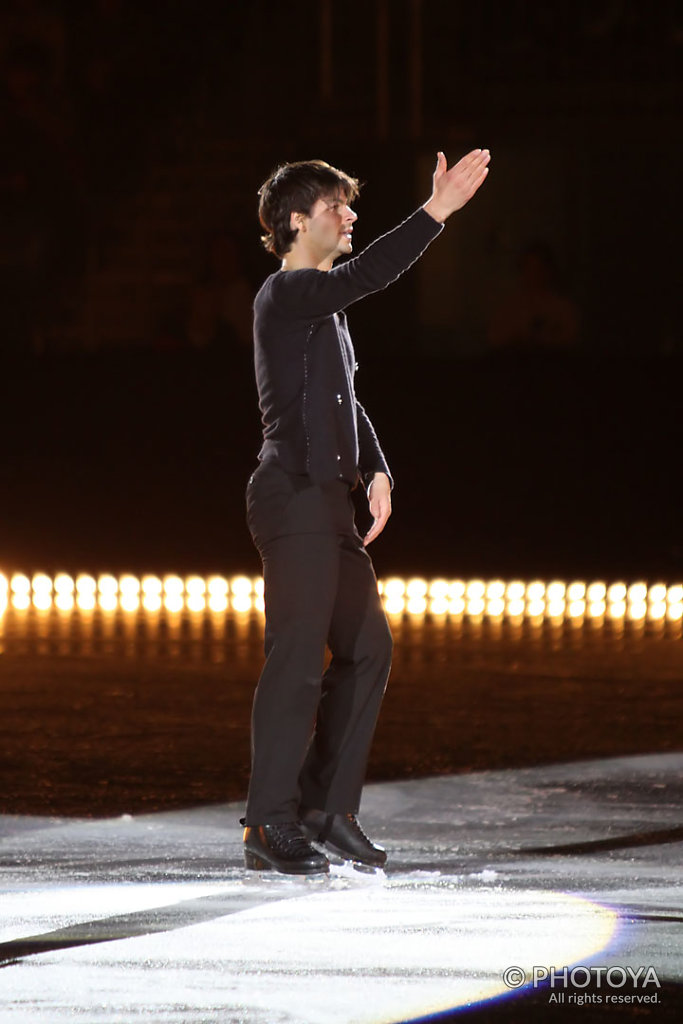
[0,753,681,1023]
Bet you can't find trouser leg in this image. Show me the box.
[298,533,393,814]
[245,532,340,825]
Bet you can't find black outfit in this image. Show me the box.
[245,207,443,825]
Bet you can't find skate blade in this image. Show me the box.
[328,859,387,886]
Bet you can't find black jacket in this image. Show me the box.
[252,206,443,487]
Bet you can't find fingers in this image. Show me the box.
[455,148,490,180]
[433,150,447,180]
[363,517,386,546]
[442,148,490,208]
[363,500,391,547]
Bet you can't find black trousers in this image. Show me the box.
[244,461,393,824]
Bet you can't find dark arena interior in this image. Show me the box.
[0,2,681,1022]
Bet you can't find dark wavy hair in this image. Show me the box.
[258,160,360,259]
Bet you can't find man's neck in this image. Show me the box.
[281,247,337,273]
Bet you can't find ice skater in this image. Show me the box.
[242,148,491,874]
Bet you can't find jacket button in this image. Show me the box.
[336,394,343,405]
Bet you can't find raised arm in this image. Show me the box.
[273,148,491,321]
[272,207,442,320]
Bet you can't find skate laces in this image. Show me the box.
[270,821,311,852]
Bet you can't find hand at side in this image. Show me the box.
[363,472,392,547]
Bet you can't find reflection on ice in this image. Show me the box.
[0,873,616,1024]
[3,755,680,1023]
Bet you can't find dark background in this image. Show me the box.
[1,0,681,583]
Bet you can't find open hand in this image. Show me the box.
[423,148,490,223]
[363,472,392,547]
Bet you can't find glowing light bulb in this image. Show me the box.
[566,582,586,602]
[11,574,31,596]
[254,595,265,614]
[76,591,96,611]
[54,573,74,595]
[207,576,229,598]
[586,582,606,603]
[606,583,627,603]
[506,581,525,601]
[648,601,666,620]
[627,601,647,621]
[486,598,505,617]
[32,573,52,595]
[449,597,465,616]
[546,581,566,602]
[587,600,606,618]
[608,601,626,619]
[568,600,586,619]
[429,597,449,615]
[384,596,405,615]
[119,575,140,597]
[466,597,485,616]
[187,594,206,613]
[142,593,162,613]
[231,594,252,613]
[428,579,450,599]
[627,582,647,603]
[98,574,118,596]
[648,583,667,604]
[448,580,466,599]
[55,592,74,612]
[208,593,228,613]
[547,599,566,617]
[185,576,206,598]
[253,576,264,597]
[231,575,252,597]
[76,574,97,595]
[120,593,140,612]
[485,580,506,600]
[141,575,162,596]
[406,578,427,599]
[466,580,485,600]
[526,581,545,602]
[407,596,427,615]
[527,599,545,617]
[667,602,683,621]
[164,593,184,613]
[163,575,184,596]
[667,584,683,604]
[384,578,405,599]
[507,598,525,617]
[33,590,52,611]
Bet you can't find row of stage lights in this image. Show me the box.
[1,573,682,624]
[378,578,683,623]
[0,573,264,615]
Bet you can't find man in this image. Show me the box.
[242,148,490,874]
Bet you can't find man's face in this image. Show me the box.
[299,193,358,263]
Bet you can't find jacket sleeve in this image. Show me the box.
[272,208,443,321]
[356,401,393,490]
